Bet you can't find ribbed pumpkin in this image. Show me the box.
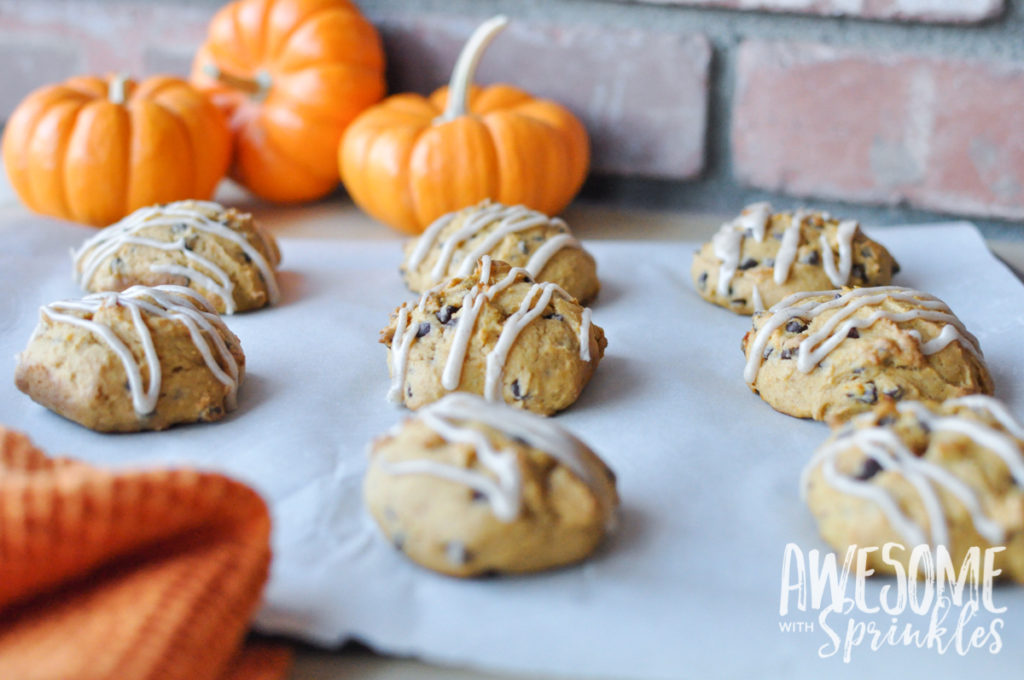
[339,15,590,235]
[2,75,230,227]
[190,0,386,204]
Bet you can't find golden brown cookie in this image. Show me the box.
[73,200,281,314]
[742,286,992,425]
[382,256,605,415]
[401,199,599,305]
[692,203,899,314]
[15,285,244,432]
[364,393,619,577]
[803,397,1024,582]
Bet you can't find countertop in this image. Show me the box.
[3,177,1022,680]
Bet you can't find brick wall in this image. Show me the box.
[2,0,1023,227]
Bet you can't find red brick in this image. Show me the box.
[732,41,1024,220]
[377,16,711,179]
[627,0,1004,23]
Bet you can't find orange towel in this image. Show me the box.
[0,426,292,680]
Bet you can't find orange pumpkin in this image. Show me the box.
[2,74,230,227]
[190,0,386,204]
[339,15,590,235]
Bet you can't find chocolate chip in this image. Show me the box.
[860,247,873,258]
[738,257,758,270]
[847,328,860,339]
[877,415,897,426]
[240,251,252,263]
[854,458,882,481]
[850,382,878,404]
[764,257,775,267]
[762,346,773,360]
[697,271,708,291]
[110,257,126,273]
[416,322,431,338]
[802,250,821,266]
[785,320,808,333]
[171,222,187,234]
[471,490,486,502]
[780,348,796,360]
[543,313,564,321]
[436,305,458,325]
[406,385,413,398]
[892,261,901,275]
[851,263,867,281]
[743,228,754,238]
[731,298,747,306]
[884,386,904,400]
[478,569,502,579]
[518,241,529,254]
[511,379,524,400]
[393,533,405,551]
[183,235,199,251]
[852,367,864,375]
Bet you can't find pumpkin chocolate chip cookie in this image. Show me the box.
[73,200,281,314]
[15,285,244,432]
[692,203,899,315]
[803,397,1024,582]
[364,393,619,577]
[742,286,992,425]
[382,256,605,415]
[401,199,599,305]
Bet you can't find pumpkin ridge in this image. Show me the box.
[270,5,341,63]
[54,100,91,221]
[229,1,256,68]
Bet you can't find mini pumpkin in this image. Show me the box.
[339,15,590,235]
[2,75,230,227]
[190,0,386,204]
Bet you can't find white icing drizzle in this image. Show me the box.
[30,285,241,414]
[578,307,593,362]
[744,286,984,385]
[387,256,594,405]
[711,224,743,297]
[820,219,859,287]
[736,201,772,243]
[773,210,805,285]
[380,393,616,524]
[801,397,1024,549]
[72,200,279,314]
[752,284,765,313]
[407,200,580,285]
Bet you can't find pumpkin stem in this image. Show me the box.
[202,63,272,102]
[108,74,130,105]
[439,15,509,123]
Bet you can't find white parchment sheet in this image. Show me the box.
[2,219,1023,679]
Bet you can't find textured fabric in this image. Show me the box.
[0,426,292,680]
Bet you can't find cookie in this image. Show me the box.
[692,203,899,314]
[381,256,605,415]
[803,397,1024,582]
[742,286,993,425]
[364,392,619,577]
[401,199,599,305]
[73,200,281,314]
[15,285,244,432]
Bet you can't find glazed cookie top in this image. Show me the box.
[803,397,1024,549]
[383,256,602,408]
[26,285,243,415]
[693,203,899,314]
[401,199,596,302]
[373,392,619,525]
[743,286,987,387]
[72,200,281,314]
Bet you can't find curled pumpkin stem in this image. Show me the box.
[202,63,272,101]
[439,15,509,123]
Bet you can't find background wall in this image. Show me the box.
[2,0,1023,236]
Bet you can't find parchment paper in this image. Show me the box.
[2,218,1023,679]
